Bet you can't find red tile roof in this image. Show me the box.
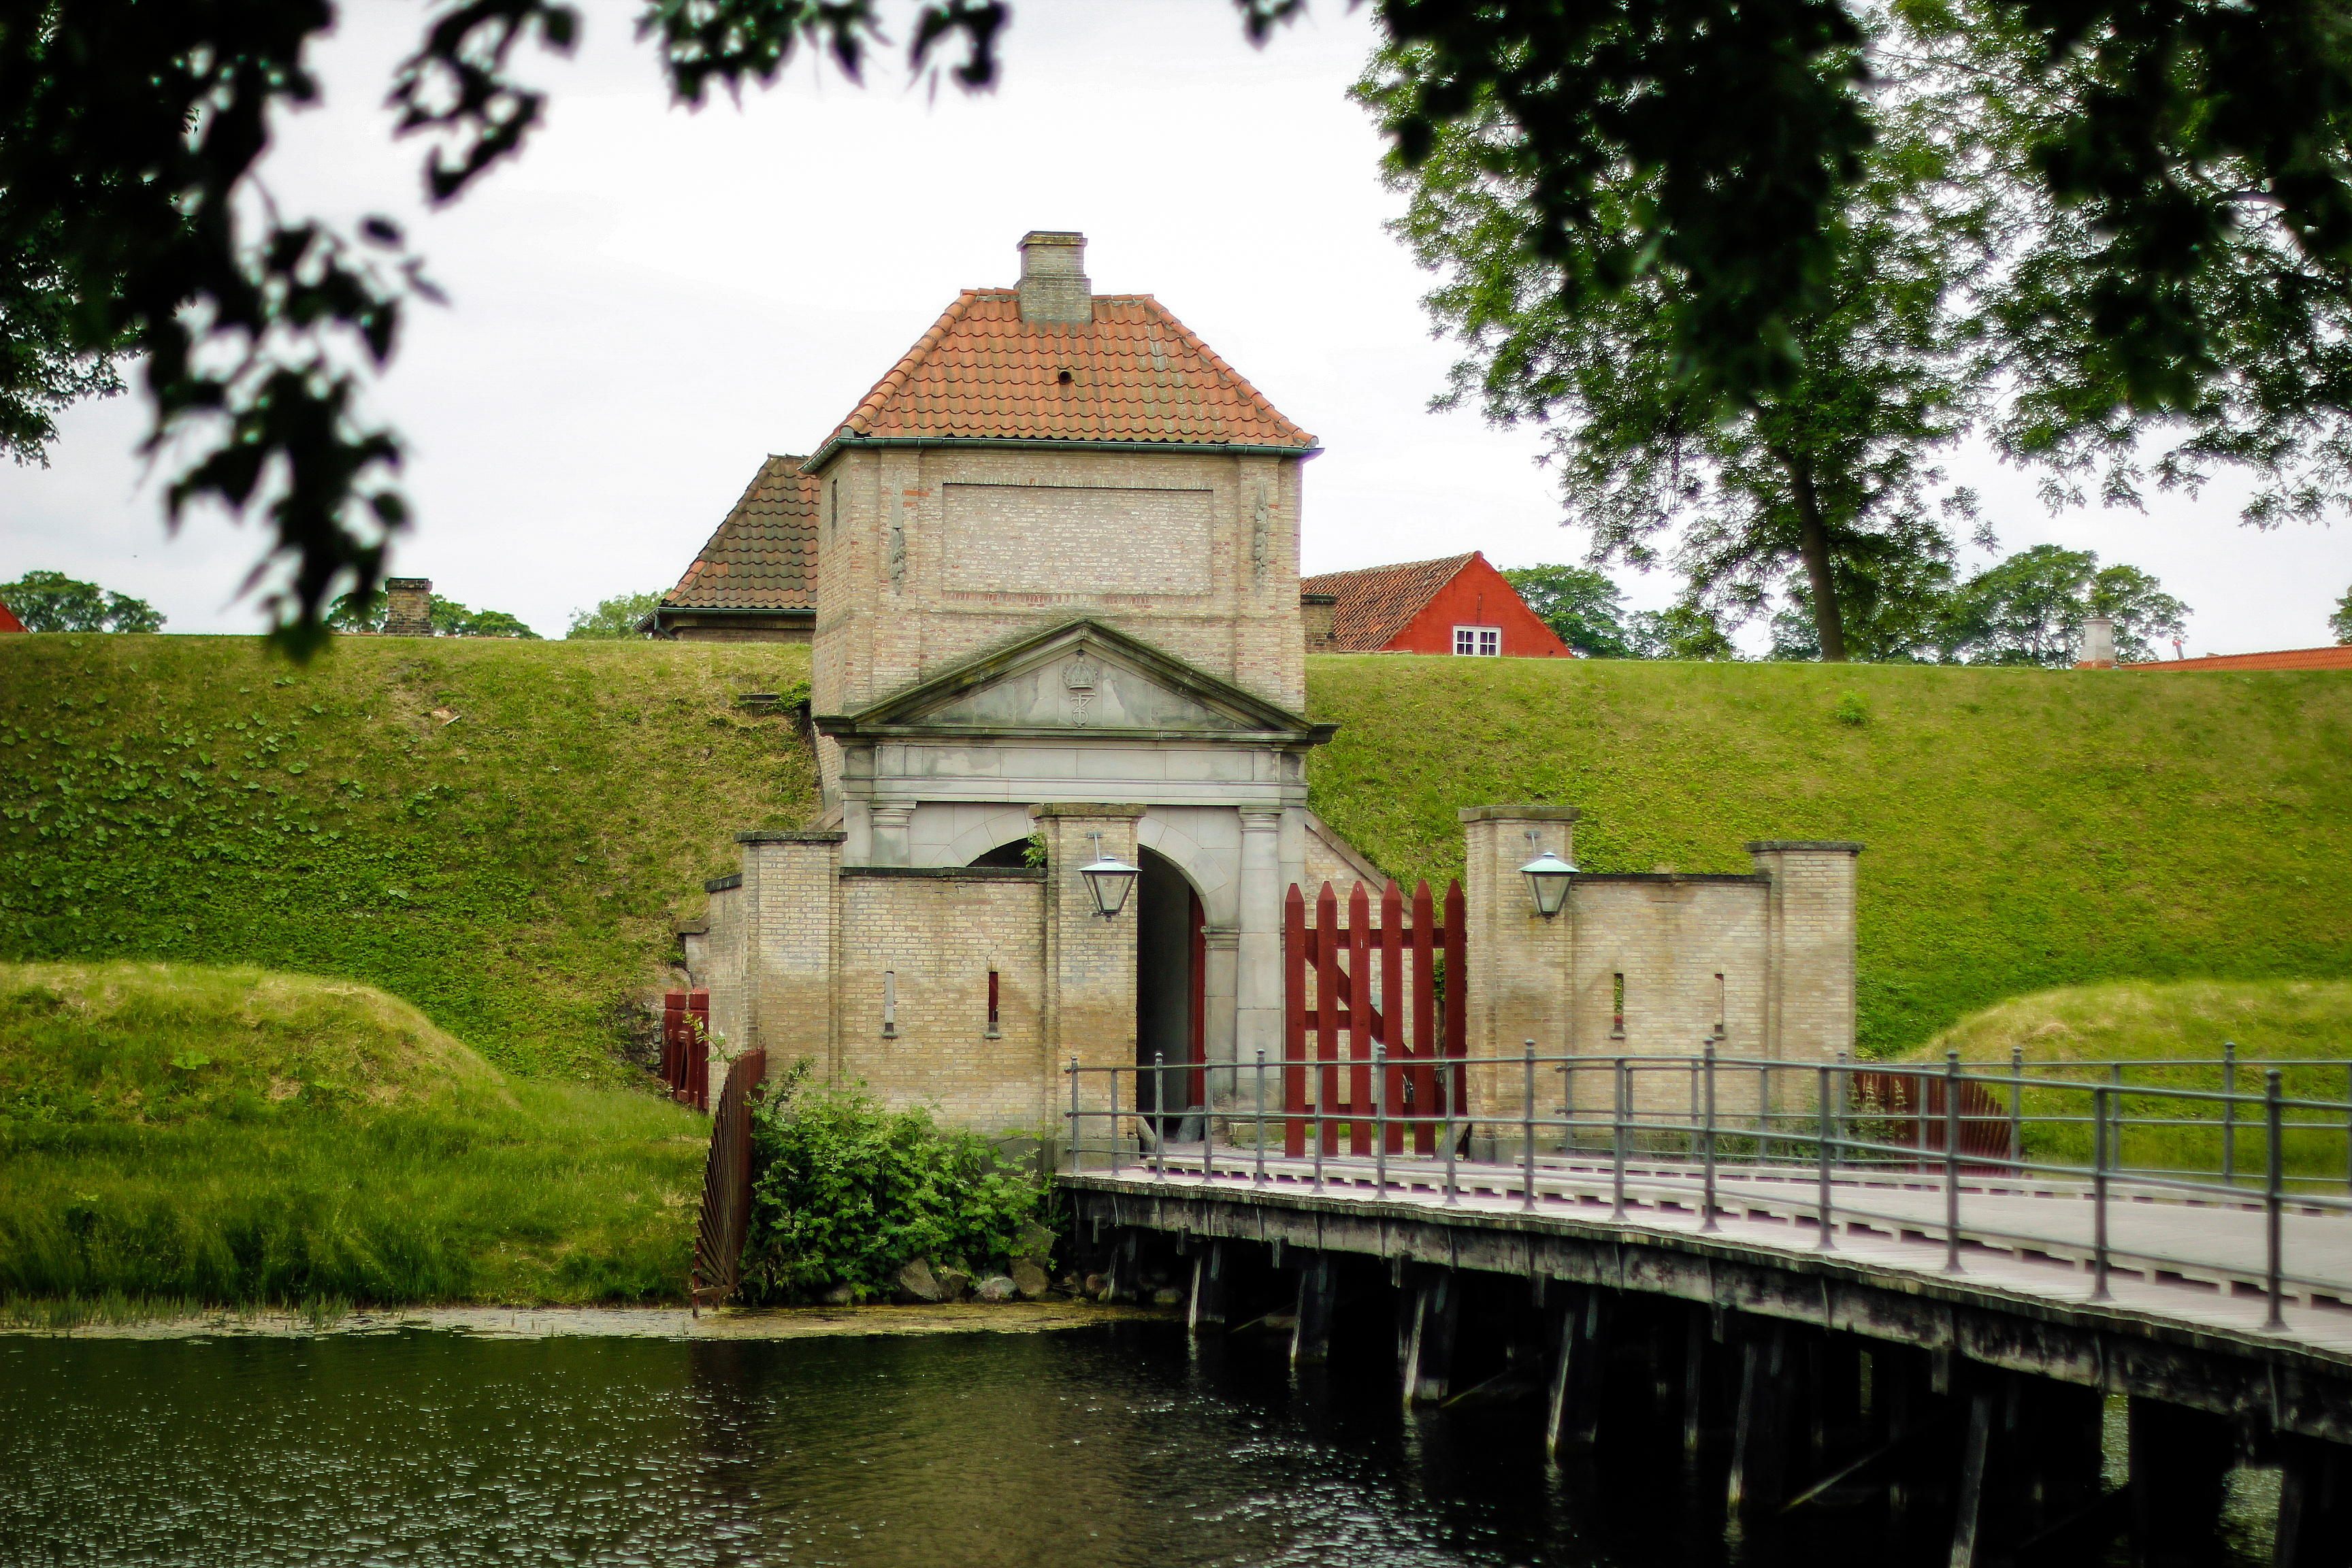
[2123,645,2352,672]
[662,456,818,611]
[1299,553,1479,651]
[819,291,1316,454]
[0,598,22,634]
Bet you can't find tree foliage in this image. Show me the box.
[323,588,539,638]
[1937,544,2189,666]
[1499,564,1635,656]
[1,209,125,464]
[7,0,2351,653]
[565,591,661,640]
[2332,583,2352,646]
[740,1066,1045,1305]
[0,569,162,632]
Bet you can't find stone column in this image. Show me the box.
[1202,925,1240,1113]
[736,829,844,1068]
[1031,804,1145,1152]
[869,803,913,868]
[1457,805,1580,1132]
[1747,840,1863,1062]
[1235,808,1284,1081]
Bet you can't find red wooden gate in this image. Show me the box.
[662,989,710,1113]
[1848,1068,2012,1171]
[1282,879,1465,1157]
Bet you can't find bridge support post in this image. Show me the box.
[1546,1286,1608,1459]
[1108,1228,1143,1304]
[1404,1269,1460,1407]
[1948,1382,1997,1568]
[1728,1320,1794,1520]
[1292,1252,1336,1365]
[2276,1435,2352,1568]
[1188,1241,1228,1335]
[2127,1396,2234,1568]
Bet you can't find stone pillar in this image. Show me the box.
[1747,840,1863,1062]
[1203,925,1240,1111]
[737,829,844,1073]
[1235,808,1284,1080]
[1457,805,1580,1123]
[1032,804,1144,1147]
[869,803,913,868]
[382,577,433,636]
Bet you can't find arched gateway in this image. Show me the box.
[679,230,1863,1147]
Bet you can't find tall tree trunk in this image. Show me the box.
[1783,457,1848,662]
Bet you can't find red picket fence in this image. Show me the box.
[691,1049,768,1313]
[1282,879,1466,1157]
[661,989,710,1113]
[1848,1068,2013,1172]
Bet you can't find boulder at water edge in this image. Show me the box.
[977,1275,1018,1302]
[898,1259,947,1303]
[1010,1260,1051,1299]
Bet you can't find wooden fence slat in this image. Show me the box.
[1348,881,1373,1156]
[1316,881,1341,1154]
[691,1047,768,1311]
[1410,880,1437,1154]
[1379,879,1405,1154]
[1284,884,1307,1157]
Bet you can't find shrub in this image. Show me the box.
[740,1068,1045,1304]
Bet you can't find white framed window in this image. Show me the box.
[1454,625,1501,657]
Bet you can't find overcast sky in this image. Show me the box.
[3,0,2344,653]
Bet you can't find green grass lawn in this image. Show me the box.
[5,636,2345,1075]
[1884,977,2352,1183]
[1306,657,2352,1056]
[0,634,815,1078]
[0,962,707,1306]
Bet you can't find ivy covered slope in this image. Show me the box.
[0,636,819,1078]
[1303,657,2352,1057]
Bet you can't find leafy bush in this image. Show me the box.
[740,1068,1045,1304]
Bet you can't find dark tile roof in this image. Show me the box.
[662,456,818,612]
[1298,553,1477,651]
[825,291,1316,451]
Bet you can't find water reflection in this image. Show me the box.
[0,1323,2255,1567]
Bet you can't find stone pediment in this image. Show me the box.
[814,619,1332,742]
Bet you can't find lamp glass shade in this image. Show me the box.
[1079,852,1141,918]
[1518,850,1578,917]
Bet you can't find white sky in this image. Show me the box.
[2,0,2344,652]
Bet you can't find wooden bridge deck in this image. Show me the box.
[1073,1143,2352,1365]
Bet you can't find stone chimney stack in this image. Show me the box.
[1301,592,1337,651]
[1017,231,1092,326]
[383,577,434,637]
[2076,615,2116,669]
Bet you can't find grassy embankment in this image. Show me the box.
[0,634,817,1079]
[1307,657,2352,1055]
[4,640,2345,1068]
[1889,977,2352,1181]
[0,961,705,1307]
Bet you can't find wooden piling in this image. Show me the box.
[1546,1286,1608,1458]
[2127,1397,2235,1568]
[1405,1269,1460,1407]
[1727,1320,1793,1518]
[1188,1240,1228,1335]
[1292,1252,1336,1366]
[2276,1435,2352,1568]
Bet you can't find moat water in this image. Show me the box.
[0,1321,2275,1566]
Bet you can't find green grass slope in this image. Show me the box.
[1886,977,2352,1181]
[1304,657,2352,1054]
[6,637,2345,1074]
[0,635,817,1077]
[0,962,707,1305]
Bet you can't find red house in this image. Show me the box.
[1300,551,1571,658]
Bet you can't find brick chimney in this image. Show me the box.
[1017,231,1092,326]
[2075,615,2115,669]
[1301,592,1337,651]
[384,578,434,637]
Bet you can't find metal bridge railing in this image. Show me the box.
[1062,1045,2352,1335]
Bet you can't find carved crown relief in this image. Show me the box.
[1061,649,1102,725]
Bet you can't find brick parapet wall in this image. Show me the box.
[1032,804,1144,1143]
[1747,840,1863,1067]
[738,830,846,1071]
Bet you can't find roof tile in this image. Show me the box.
[1299,554,1480,651]
[660,455,819,612]
[823,290,1315,451]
